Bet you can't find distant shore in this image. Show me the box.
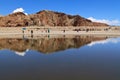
[0,26,120,36]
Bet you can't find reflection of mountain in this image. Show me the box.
[0,36,107,54]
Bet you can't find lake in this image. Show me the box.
[0,35,120,80]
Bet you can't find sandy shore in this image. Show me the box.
[0,27,120,36]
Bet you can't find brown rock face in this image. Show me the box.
[0,10,108,27]
[0,12,28,27]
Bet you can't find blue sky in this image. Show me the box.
[0,0,120,25]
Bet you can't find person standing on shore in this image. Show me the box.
[22,27,26,34]
[22,30,24,34]
[63,30,65,33]
[48,28,50,33]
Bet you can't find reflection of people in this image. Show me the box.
[31,30,33,38]
[48,35,50,38]
[22,34,25,39]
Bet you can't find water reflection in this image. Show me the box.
[87,37,120,46]
[14,49,29,56]
[1,35,120,80]
[0,35,118,56]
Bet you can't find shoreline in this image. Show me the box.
[0,26,120,36]
[0,34,120,39]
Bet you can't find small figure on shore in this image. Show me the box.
[22,30,24,34]
[46,30,47,33]
[77,29,79,32]
[31,30,33,34]
[86,29,89,32]
[63,30,65,33]
[48,28,50,33]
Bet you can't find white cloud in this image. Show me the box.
[13,8,24,13]
[88,17,120,26]
[12,8,28,15]
[24,13,28,15]
[87,38,120,47]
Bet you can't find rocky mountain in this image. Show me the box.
[0,10,108,27]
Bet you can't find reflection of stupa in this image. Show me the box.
[0,35,108,54]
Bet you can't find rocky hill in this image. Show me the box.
[0,10,108,27]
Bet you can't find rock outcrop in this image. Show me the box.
[0,10,108,27]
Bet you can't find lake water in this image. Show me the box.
[0,35,120,80]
